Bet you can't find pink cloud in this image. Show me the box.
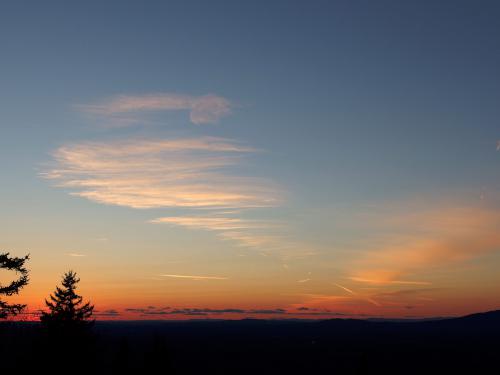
[79,93,231,125]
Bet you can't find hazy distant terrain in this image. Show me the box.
[2,310,499,374]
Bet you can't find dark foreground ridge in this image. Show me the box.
[2,310,499,374]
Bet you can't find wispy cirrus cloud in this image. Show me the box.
[348,201,500,286]
[151,216,267,231]
[42,137,280,210]
[42,136,291,251]
[217,230,286,249]
[151,215,285,249]
[79,93,231,125]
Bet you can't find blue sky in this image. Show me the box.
[1,1,499,318]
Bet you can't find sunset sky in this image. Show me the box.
[1,1,500,320]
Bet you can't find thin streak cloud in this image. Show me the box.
[297,278,311,283]
[67,253,86,257]
[333,283,355,295]
[150,216,268,231]
[160,274,228,280]
[151,215,284,249]
[349,277,431,286]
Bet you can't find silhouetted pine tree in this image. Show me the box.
[41,270,94,331]
[0,252,29,319]
[39,271,97,372]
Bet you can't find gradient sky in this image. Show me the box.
[1,0,500,320]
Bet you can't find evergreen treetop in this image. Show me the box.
[41,270,94,330]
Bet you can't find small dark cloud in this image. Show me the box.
[184,312,209,316]
[141,311,171,315]
[132,307,288,316]
[296,307,324,312]
[249,309,286,314]
[125,306,170,314]
[125,308,149,313]
[297,312,346,317]
[122,306,356,318]
[161,308,247,315]
[94,309,121,317]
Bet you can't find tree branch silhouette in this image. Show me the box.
[0,252,30,319]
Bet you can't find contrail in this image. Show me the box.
[333,282,381,307]
[366,297,382,307]
[349,277,430,286]
[333,283,355,295]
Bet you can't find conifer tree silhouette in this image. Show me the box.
[41,270,94,331]
[0,252,29,319]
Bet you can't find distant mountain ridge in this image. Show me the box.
[2,309,499,374]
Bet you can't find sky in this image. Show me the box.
[1,0,499,320]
